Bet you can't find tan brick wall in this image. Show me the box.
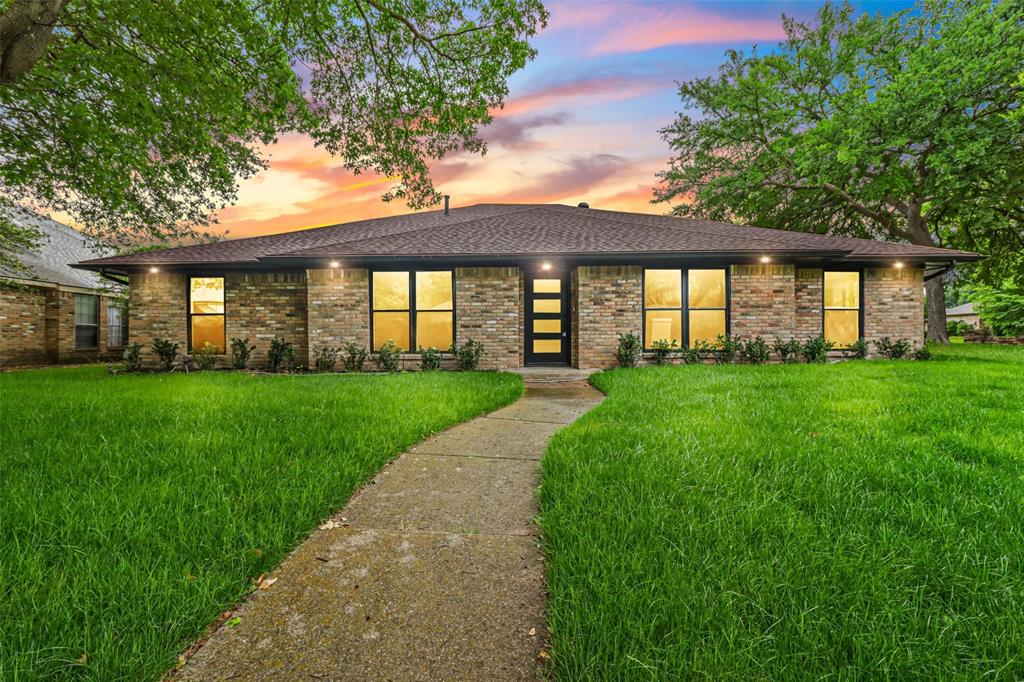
[129,273,187,367]
[794,268,824,342]
[864,267,924,350]
[226,272,308,368]
[455,267,521,370]
[730,265,795,340]
[306,268,370,353]
[576,265,642,368]
[1,284,51,366]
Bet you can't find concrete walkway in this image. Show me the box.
[173,378,603,681]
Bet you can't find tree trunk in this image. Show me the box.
[0,0,67,84]
[925,276,949,344]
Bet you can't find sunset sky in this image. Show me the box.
[217,0,912,239]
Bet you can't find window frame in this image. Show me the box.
[642,267,730,350]
[369,269,456,353]
[186,276,226,353]
[106,298,127,349]
[74,293,100,350]
[821,268,864,349]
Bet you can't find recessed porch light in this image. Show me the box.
[541,261,552,271]
[759,256,771,263]
[894,261,904,269]
[149,266,159,273]
[329,261,340,268]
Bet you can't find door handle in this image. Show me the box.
[562,332,567,337]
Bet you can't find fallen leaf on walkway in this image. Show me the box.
[537,649,551,662]
[258,576,278,590]
[528,627,536,636]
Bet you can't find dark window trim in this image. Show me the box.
[369,269,456,352]
[74,293,100,350]
[821,268,864,348]
[641,267,731,350]
[186,276,226,353]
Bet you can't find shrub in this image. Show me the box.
[850,338,869,360]
[740,336,770,364]
[194,342,219,370]
[650,338,677,366]
[874,337,911,359]
[342,343,369,372]
[773,337,802,364]
[615,332,642,368]
[912,346,932,361]
[679,345,701,365]
[229,337,255,370]
[122,343,143,372]
[313,346,340,372]
[946,320,971,337]
[376,339,402,372]
[713,335,740,364]
[267,337,295,372]
[800,336,834,363]
[420,346,442,371]
[694,339,717,363]
[151,338,179,372]
[454,338,485,370]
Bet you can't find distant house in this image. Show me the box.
[946,302,982,329]
[1,208,126,367]
[74,203,980,369]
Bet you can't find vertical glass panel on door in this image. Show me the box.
[416,271,453,310]
[645,310,682,346]
[689,309,726,345]
[534,279,561,294]
[825,310,859,347]
[373,271,410,309]
[373,311,410,350]
[416,311,453,350]
[190,277,224,314]
[824,272,859,308]
[644,270,682,308]
[688,270,726,308]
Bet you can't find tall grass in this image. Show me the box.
[540,344,1024,680]
[0,367,521,680]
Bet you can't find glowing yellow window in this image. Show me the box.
[645,310,681,346]
[689,309,727,344]
[373,312,410,351]
[189,277,225,352]
[533,339,562,354]
[688,270,726,308]
[534,319,561,334]
[534,279,561,293]
[645,270,682,308]
[534,299,560,314]
[824,271,860,347]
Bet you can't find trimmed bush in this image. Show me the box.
[229,337,255,370]
[342,343,369,372]
[420,347,442,371]
[800,336,834,363]
[376,340,402,372]
[267,337,295,373]
[194,342,219,370]
[454,338,485,370]
[615,332,642,368]
[151,338,179,372]
[313,346,340,372]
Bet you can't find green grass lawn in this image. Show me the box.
[540,344,1024,680]
[0,367,521,680]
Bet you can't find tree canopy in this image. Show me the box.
[0,0,546,261]
[655,0,1024,341]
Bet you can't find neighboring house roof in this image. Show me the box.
[2,207,117,290]
[946,302,976,316]
[75,203,982,272]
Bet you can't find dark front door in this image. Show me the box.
[525,271,570,366]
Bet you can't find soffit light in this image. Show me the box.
[759,256,771,263]
[541,261,552,271]
[894,261,904,269]
[149,266,159,273]
[329,261,341,268]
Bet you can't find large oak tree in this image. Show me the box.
[655,0,1023,343]
[0,0,546,269]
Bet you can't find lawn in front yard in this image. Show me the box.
[0,367,521,680]
[540,344,1024,680]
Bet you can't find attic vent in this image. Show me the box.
[443,195,450,215]
[577,202,589,208]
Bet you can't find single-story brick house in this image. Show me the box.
[73,203,980,369]
[1,207,126,367]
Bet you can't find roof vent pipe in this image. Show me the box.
[577,202,589,208]
[443,195,450,215]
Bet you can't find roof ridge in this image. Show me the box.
[268,205,547,257]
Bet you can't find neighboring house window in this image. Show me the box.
[371,270,454,351]
[643,269,727,348]
[188,277,225,352]
[107,299,127,348]
[823,271,861,347]
[74,294,100,349]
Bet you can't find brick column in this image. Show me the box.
[306,268,370,356]
[129,272,187,367]
[576,265,642,369]
[729,265,795,340]
[794,268,824,341]
[455,267,521,370]
[864,267,924,350]
[226,272,308,368]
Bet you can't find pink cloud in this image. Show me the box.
[494,75,668,117]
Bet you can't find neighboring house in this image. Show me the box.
[74,203,980,369]
[946,302,982,329]
[1,208,126,367]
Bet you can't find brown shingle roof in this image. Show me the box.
[77,203,981,270]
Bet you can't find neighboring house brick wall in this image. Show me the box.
[795,268,824,341]
[306,268,371,353]
[226,272,308,369]
[129,273,187,367]
[0,284,51,366]
[576,265,642,368]
[863,267,924,350]
[455,267,521,370]
[730,265,796,340]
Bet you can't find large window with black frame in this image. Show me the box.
[643,268,727,348]
[371,270,454,352]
